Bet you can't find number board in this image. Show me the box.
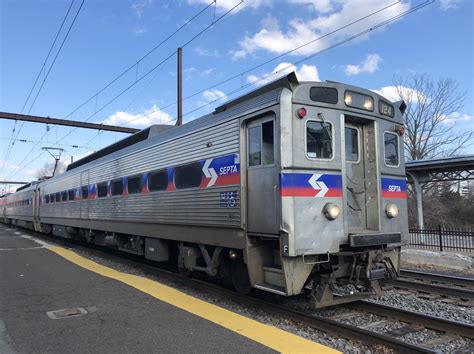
[379,100,394,117]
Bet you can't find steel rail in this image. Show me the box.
[347,301,474,339]
[400,269,474,287]
[391,278,474,300]
[1,226,462,353]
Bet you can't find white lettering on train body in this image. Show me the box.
[219,165,238,175]
[388,185,401,192]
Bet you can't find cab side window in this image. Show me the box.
[384,132,399,166]
[306,121,333,159]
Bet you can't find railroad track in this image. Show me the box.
[8,227,474,353]
[393,269,474,301]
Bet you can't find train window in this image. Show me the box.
[61,191,67,202]
[306,121,333,159]
[248,126,261,166]
[384,132,399,167]
[262,121,274,165]
[127,175,142,194]
[68,189,75,201]
[148,170,168,191]
[97,182,108,198]
[175,163,202,189]
[111,179,123,196]
[82,186,89,199]
[55,192,61,202]
[45,195,50,204]
[310,87,338,104]
[50,194,55,203]
[345,127,359,162]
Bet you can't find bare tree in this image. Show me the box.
[393,74,473,160]
[35,160,66,180]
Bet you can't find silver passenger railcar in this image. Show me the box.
[1,73,408,307]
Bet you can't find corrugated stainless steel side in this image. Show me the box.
[16,87,282,229]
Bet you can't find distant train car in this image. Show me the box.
[1,73,408,307]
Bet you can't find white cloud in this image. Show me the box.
[287,0,333,13]
[188,0,271,12]
[133,26,147,34]
[201,89,228,103]
[130,0,153,18]
[232,0,410,59]
[344,54,381,76]
[439,0,459,11]
[371,86,426,103]
[0,160,19,170]
[103,105,174,127]
[247,62,320,85]
[195,47,220,57]
[440,112,471,125]
[184,66,215,77]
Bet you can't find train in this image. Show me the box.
[1,72,408,307]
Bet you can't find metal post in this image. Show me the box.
[438,224,443,252]
[176,47,183,126]
[413,177,424,229]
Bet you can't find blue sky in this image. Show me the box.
[1,0,473,191]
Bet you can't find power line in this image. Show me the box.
[126,0,405,125]
[61,0,217,122]
[1,0,75,179]
[8,0,432,180]
[20,0,75,114]
[5,0,222,176]
[7,1,243,178]
[165,0,435,124]
[49,0,243,145]
[27,0,85,114]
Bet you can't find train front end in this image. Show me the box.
[279,81,408,307]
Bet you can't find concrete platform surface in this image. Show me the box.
[0,225,336,354]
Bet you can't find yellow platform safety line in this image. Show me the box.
[47,245,338,354]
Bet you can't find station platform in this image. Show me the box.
[0,224,336,353]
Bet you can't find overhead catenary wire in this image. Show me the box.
[1,0,76,179]
[160,0,434,124]
[125,0,406,125]
[6,1,243,178]
[61,0,218,122]
[8,0,433,180]
[45,0,243,145]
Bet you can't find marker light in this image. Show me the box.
[344,93,353,105]
[297,107,307,119]
[363,98,373,110]
[323,203,341,220]
[385,203,399,219]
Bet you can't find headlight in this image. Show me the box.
[323,203,340,220]
[385,203,399,218]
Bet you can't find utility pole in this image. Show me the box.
[42,147,64,177]
[176,47,183,126]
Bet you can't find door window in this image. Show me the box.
[345,127,359,162]
[248,120,274,167]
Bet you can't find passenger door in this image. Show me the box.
[33,187,41,232]
[246,115,279,234]
[344,124,367,231]
[80,170,89,219]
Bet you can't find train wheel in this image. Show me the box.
[231,259,251,294]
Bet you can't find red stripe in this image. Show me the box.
[281,187,343,197]
[214,173,240,186]
[325,189,343,197]
[382,191,407,199]
[166,182,175,192]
